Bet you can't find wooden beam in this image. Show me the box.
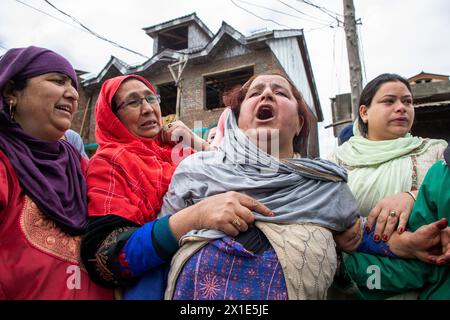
[79,96,91,138]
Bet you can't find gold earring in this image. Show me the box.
[9,101,16,120]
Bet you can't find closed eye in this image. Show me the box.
[275,91,288,97]
[248,91,260,98]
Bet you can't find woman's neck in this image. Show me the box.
[257,141,294,159]
[278,148,295,159]
[245,131,294,159]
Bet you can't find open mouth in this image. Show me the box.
[140,120,158,128]
[55,105,72,114]
[256,105,275,121]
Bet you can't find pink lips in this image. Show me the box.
[391,117,408,123]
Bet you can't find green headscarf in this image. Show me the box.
[334,122,447,216]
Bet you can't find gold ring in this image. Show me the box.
[389,210,398,218]
[232,218,241,228]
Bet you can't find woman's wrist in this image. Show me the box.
[168,205,201,240]
[357,221,398,258]
[405,190,417,202]
[387,231,415,258]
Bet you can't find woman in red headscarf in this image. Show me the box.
[81,75,273,299]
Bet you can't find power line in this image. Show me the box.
[302,0,344,17]
[230,0,293,29]
[235,0,330,27]
[304,22,336,33]
[277,0,333,25]
[357,22,367,84]
[43,0,149,59]
[331,27,345,93]
[13,0,149,59]
[332,26,339,92]
[298,0,343,24]
[15,0,86,31]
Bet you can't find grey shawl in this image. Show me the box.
[159,111,359,239]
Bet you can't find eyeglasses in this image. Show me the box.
[117,94,161,111]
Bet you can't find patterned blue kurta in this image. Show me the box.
[173,237,287,300]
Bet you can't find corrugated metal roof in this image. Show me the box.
[415,100,450,108]
[142,12,214,39]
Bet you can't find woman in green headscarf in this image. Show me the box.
[329,73,448,299]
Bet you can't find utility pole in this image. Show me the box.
[343,0,363,120]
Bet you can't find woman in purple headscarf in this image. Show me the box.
[0,46,113,299]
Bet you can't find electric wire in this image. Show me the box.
[235,0,331,26]
[277,0,333,25]
[13,0,149,59]
[43,0,149,59]
[230,0,293,29]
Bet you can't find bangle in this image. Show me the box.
[405,191,416,202]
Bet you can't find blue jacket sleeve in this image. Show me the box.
[120,220,165,277]
[120,215,179,278]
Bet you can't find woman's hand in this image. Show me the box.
[334,218,363,252]
[161,120,211,151]
[194,192,274,236]
[169,191,274,239]
[366,191,416,242]
[428,226,450,266]
[388,218,448,263]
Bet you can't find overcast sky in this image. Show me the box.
[1,0,449,157]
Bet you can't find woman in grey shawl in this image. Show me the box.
[157,73,360,300]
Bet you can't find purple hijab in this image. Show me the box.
[0,46,87,235]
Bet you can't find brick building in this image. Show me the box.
[73,13,323,157]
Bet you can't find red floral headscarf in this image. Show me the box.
[87,75,192,225]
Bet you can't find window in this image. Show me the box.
[157,82,177,116]
[204,67,253,110]
[158,26,188,51]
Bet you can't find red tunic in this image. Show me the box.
[0,151,114,300]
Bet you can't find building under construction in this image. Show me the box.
[72,13,323,157]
